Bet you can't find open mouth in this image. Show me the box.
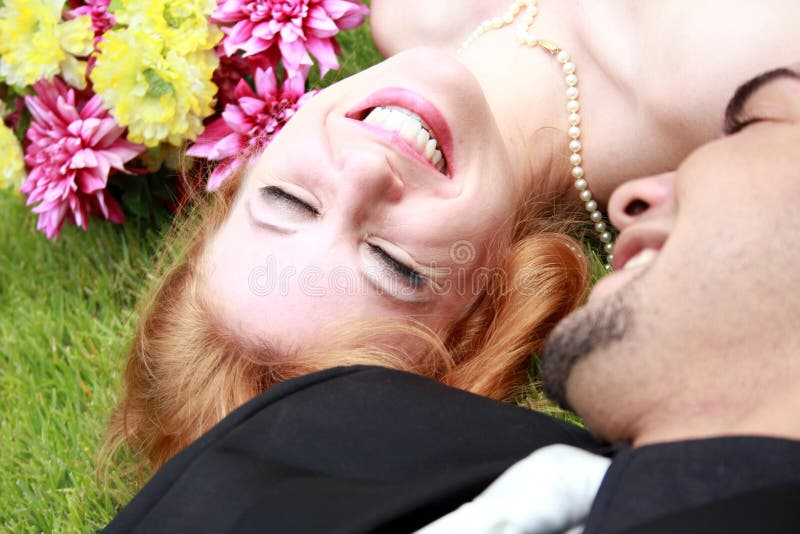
[347,88,454,178]
[359,106,448,174]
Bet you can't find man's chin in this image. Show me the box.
[540,288,633,411]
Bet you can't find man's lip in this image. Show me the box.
[345,87,455,176]
[612,227,667,271]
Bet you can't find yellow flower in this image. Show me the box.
[0,121,26,190]
[0,0,93,88]
[116,0,223,55]
[91,28,219,147]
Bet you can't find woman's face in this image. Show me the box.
[203,48,520,356]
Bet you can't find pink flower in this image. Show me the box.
[20,78,144,239]
[213,0,369,77]
[187,66,316,190]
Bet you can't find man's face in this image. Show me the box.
[541,66,800,444]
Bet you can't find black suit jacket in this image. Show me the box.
[105,365,603,533]
[105,366,800,533]
[586,436,800,533]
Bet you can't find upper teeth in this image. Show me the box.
[362,106,446,172]
[623,248,658,271]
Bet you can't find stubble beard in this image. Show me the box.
[540,285,634,412]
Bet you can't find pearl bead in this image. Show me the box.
[458,0,615,270]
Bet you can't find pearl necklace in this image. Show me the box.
[458,0,615,270]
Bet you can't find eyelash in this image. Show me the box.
[260,186,319,217]
[368,244,426,289]
[726,115,764,135]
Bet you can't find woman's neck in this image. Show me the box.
[371,0,520,57]
[456,1,622,202]
[371,0,640,205]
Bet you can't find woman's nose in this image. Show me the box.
[336,149,405,215]
[607,172,675,230]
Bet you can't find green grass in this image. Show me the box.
[0,19,382,533]
[0,188,169,532]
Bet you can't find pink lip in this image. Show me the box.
[346,87,456,177]
[352,120,444,175]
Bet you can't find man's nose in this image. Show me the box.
[335,149,405,220]
[607,172,676,230]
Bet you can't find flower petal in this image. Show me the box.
[305,36,339,78]
[238,96,266,117]
[187,118,234,157]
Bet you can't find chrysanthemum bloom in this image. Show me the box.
[0,0,93,88]
[20,78,144,239]
[91,28,219,147]
[187,67,316,190]
[213,0,369,77]
[0,120,25,190]
[115,0,223,55]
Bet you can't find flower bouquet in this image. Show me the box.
[0,0,369,239]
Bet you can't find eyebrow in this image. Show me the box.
[724,67,800,134]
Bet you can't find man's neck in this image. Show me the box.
[631,386,800,447]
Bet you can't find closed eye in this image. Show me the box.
[725,115,764,135]
[368,244,426,289]
[724,67,799,135]
[259,186,319,217]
